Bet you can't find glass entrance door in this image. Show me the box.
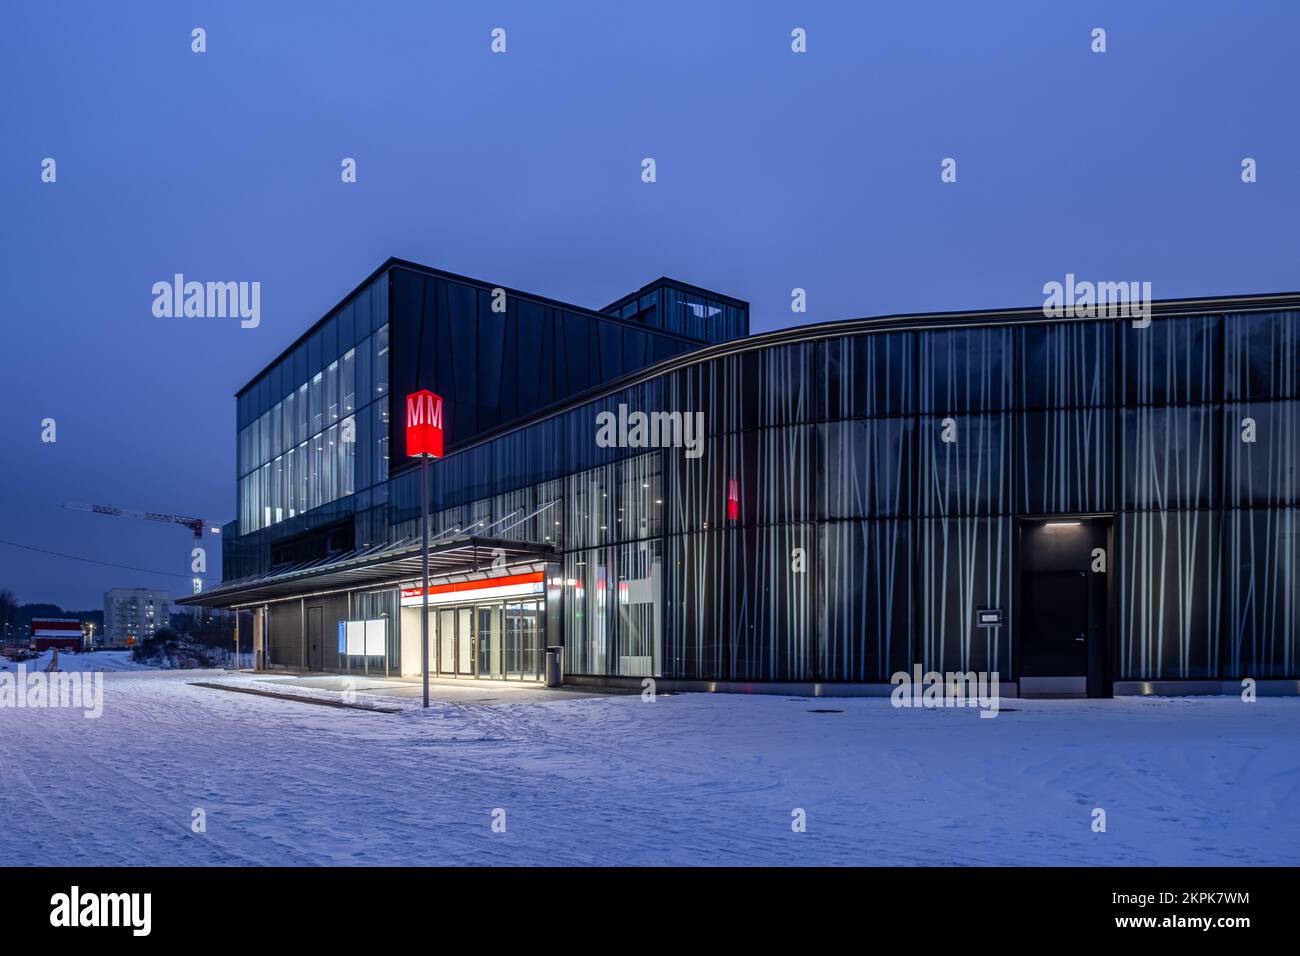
[456,607,474,676]
[437,608,455,674]
[477,605,502,679]
[504,600,544,680]
[428,600,543,680]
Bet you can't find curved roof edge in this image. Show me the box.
[416,288,1300,464]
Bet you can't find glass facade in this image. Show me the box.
[601,278,748,344]
[219,261,1299,686]
[387,267,707,455]
[225,263,718,580]
[235,274,390,537]
[381,309,1297,683]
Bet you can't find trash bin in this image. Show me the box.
[545,646,563,687]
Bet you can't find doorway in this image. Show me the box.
[426,599,545,680]
[306,606,323,670]
[456,607,474,676]
[504,601,544,679]
[1017,517,1111,698]
[477,605,502,678]
[437,608,455,674]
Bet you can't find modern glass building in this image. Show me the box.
[183,259,1300,696]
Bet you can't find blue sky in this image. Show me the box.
[2,0,1297,608]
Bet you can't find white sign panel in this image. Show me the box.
[365,618,386,657]
[345,620,366,656]
[343,618,387,657]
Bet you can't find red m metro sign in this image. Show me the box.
[406,390,444,458]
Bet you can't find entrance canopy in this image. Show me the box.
[178,535,555,609]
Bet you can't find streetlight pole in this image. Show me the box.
[421,449,429,708]
[405,389,444,711]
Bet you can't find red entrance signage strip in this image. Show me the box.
[402,571,543,600]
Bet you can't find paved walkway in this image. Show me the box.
[241,671,624,705]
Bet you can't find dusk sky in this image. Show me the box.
[2,0,1297,609]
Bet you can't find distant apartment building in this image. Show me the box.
[104,588,171,647]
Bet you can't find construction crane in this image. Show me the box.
[63,502,222,608]
[64,502,213,542]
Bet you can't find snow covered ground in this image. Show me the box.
[8,649,153,673]
[0,671,1296,866]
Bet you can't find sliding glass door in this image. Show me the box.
[437,608,455,674]
[455,607,474,676]
[477,605,502,679]
[504,600,544,680]
[429,599,544,680]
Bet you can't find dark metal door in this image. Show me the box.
[307,606,323,670]
[1017,516,1112,698]
[1021,570,1089,678]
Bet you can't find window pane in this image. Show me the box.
[292,343,307,390]
[356,335,372,413]
[341,415,356,496]
[310,372,323,436]
[258,411,271,465]
[337,301,355,353]
[341,349,356,416]
[375,397,389,484]
[259,463,270,530]
[280,397,293,460]
[374,324,389,399]
[311,433,324,511]
[320,315,337,366]
[270,456,282,524]
[353,286,371,335]
[307,328,321,374]
[296,383,309,445]
[326,360,339,425]
[270,400,282,458]
[323,424,337,503]
[296,441,309,514]
[284,446,296,518]
[371,278,387,332]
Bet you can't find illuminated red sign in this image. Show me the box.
[402,571,544,600]
[727,477,739,521]
[406,390,444,458]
